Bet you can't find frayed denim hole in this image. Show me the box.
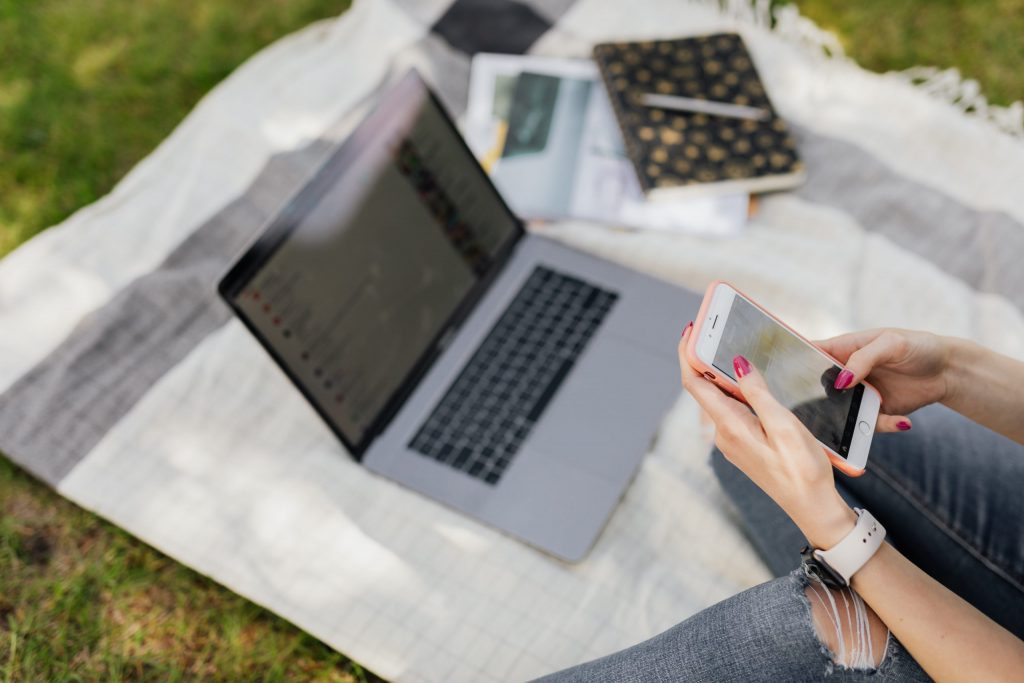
[794,566,897,675]
[792,568,837,676]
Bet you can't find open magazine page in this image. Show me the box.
[496,70,591,219]
[466,53,749,237]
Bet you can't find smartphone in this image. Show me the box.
[685,281,880,476]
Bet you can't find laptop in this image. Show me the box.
[219,70,701,562]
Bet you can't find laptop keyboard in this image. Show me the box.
[408,266,618,485]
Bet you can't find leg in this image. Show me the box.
[804,578,888,670]
[533,570,928,682]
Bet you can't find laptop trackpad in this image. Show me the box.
[525,335,680,483]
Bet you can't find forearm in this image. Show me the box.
[798,499,1024,682]
[852,543,1024,682]
[942,337,1024,444]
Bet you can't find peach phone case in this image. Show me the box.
[684,279,872,477]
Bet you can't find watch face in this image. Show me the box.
[800,545,848,588]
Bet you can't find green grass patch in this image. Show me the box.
[790,0,1024,106]
[0,0,352,257]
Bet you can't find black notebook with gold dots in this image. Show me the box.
[592,32,805,200]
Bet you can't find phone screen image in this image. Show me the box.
[711,294,864,457]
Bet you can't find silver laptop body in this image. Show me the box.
[220,71,700,562]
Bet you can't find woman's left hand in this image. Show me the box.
[678,323,856,549]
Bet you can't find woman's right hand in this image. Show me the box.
[815,328,953,432]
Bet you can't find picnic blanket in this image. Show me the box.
[2,0,1023,680]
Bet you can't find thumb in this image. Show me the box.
[876,413,913,433]
[833,332,903,390]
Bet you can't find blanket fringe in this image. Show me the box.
[699,0,1024,138]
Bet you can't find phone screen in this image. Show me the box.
[712,294,863,457]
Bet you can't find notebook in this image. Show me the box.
[592,32,805,200]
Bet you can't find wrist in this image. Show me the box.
[792,494,857,549]
[849,538,892,589]
[940,336,976,409]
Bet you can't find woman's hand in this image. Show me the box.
[815,328,952,432]
[679,325,1024,682]
[678,323,856,549]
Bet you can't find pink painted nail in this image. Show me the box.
[681,320,693,338]
[897,420,912,431]
[834,369,854,390]
[733,355,752,378]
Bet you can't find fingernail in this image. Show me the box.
[681,320,693,338]
[834,369,854,390]
[733,355,752,378]
[897,420,912,431]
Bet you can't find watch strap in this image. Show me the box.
[812,508,885,586]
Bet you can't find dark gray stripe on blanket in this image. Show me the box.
[0,141,334,486]
[793,125,1024,310]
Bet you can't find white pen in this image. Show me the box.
[640,93,770,121]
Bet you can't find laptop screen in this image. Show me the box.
[222,72,522,453]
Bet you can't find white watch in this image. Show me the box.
[800,508,885,587]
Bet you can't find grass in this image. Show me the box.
[789,0,1024,107]
[0,0,352,257]
[0,0,1021,681]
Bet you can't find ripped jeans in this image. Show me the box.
[534,569,926,681]
[536,404,1024,681]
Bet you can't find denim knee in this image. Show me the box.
[534,571,928,681]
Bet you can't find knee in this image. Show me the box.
[804,581,889,670]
